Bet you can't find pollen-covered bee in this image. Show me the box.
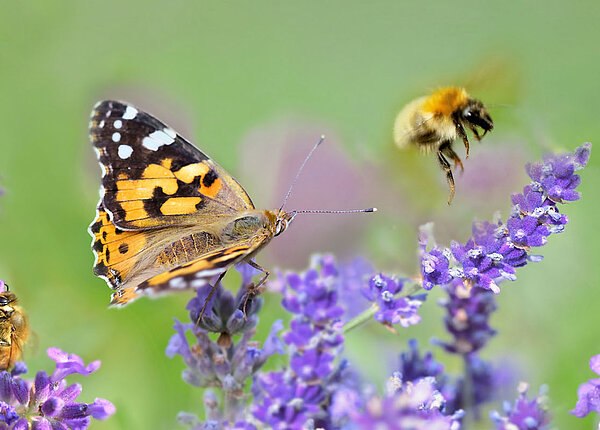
[393,87,494,203]
[0,284,29,370]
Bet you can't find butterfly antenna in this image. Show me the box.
[279,134,325,212]
[289,208,377,221]
[293,208,376,214]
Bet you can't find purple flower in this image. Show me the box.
[0,348,114,428]
[189,263,264,346]
[436,280,497,356]
[419,143,591,294]
[490,383,551,429]
[252,255,349,429]
[421,246,453,291]
[339,375,463,430]
[168,265,284,426]
[46,348,101,382]
[526,142,590,202]
[362,274,425,328]
[398,339,445,383]
[570,353,600,418]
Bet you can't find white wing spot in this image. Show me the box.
[118,145,133,159]
[169,277,187,289]
[190,279,208,288]
[99,120,105,128]
[114,120,123,129]
[122,106,138,120]
[164,128,176,139]
[194,269,223,278]
[112,132,121,143]
[141,129,176,151]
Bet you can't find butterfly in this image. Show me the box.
[88,100,296,307]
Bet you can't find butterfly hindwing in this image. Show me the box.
[110,241,259,306]
[90,100,255,230]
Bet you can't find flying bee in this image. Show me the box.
[393,87,494,204]
[0,285,29,371]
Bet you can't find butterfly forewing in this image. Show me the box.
[89,100,254,230]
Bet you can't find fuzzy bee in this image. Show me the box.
[393,87,494,203]
[0,285,29,370]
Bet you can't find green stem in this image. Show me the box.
[343,283,423,334]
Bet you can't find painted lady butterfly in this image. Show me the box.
[88,101,295,306]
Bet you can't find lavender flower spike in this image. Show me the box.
[419,143,591,295]
[0,348,114,428]
[169,265,284,426]
[339,374,463,430]
[252,255,352,429]
[490,382,551,429]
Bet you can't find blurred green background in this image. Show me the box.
[1,1,599,428]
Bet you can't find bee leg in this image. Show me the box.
[453,116,471,157]
[440,144,464,172]
[197,271,228,325]
[437,143,455,204]
[242,260,270,319]
[468,124,482,140]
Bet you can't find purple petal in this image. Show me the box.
[31,419,52,430]
[88,398,116,420]
[41,397,65,417]
[574,143,591,167]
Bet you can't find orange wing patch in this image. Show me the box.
[110,287,140,307]
[90,207,147,288]
[160,197,203,215]
[106,162,225,228]
[173,162,222,198]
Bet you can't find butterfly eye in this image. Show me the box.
[275,219,287,237]
[0,297,9,306]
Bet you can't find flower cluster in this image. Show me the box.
[490,383,551,429]
[0,348,114,429]
[332,373,463,430]
[361,273,425,329]
[167,265,284,427]
[164,144,591,430]
[436,279,497,356]
[252,255,347,429]
[420,143,591,294]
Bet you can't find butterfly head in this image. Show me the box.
[265,210,295,237]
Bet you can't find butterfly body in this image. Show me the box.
[89,101,292,306]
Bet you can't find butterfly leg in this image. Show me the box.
[242,260,270,318]
[197,271,228,325]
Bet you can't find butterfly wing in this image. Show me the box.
[89,100,254,230]
[110,240,263,306]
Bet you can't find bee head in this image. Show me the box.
[0,292,16,307]
[462,99,494,135]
